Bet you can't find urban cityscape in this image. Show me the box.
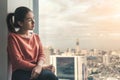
[44,39,120,80]
[39,1,120,80]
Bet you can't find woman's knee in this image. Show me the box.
[38,70,58,80]
[12,70,31,80]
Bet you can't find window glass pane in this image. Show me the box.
[39,0,120,80]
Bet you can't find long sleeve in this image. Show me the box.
[36,35,46,64]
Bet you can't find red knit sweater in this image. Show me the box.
[7,33,46,72]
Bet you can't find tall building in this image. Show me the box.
[103,54,110,66]
[50,55,87,80]
[75,38,80,55]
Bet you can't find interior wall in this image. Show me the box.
[0,0,7,80]
[0,0,32,80]
[8,0,33,12]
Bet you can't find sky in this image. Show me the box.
[39,0,120,51]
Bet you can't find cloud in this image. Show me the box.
[39,0,120,50]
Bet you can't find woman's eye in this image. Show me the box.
[28,19,34,22]
[28,19,32,22]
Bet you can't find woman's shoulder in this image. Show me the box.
[32,33,41,41]
[7,32,18,41]
[8,32,16,38]
[33,33,39,38]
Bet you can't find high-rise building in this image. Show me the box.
[50,55,87,80]
[75,38,80,55]
[103,54,110,66]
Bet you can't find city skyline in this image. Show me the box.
[39,0,120,50]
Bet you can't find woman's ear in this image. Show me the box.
[18,21,23,27]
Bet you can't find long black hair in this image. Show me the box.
[6,6,32,33]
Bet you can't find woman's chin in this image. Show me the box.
[30,28,34,30]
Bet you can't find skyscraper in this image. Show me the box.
[76,38,80,55]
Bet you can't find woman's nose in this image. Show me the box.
[32,19,35,24]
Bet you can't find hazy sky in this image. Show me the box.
[39,0,120,51]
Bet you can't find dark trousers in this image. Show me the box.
[12,69,58,80]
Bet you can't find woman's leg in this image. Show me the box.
[12,70,31,80]
[37,69,58,80]
[12,69,58,80]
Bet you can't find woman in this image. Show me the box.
[6,6,58,80]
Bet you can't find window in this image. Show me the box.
[34,0,120,80]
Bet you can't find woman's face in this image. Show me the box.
[20,11,35,31]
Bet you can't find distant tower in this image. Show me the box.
[76,38,79,46]
[76,38,80,54]
[103,54,110,66]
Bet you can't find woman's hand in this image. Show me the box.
[30,64,55,80]
[30,65,42,80]
[42,64,55,73]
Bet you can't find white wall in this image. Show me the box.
[8,0,33,12]
[0,0,32,80]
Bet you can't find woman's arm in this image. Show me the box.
[36,35,46,65]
